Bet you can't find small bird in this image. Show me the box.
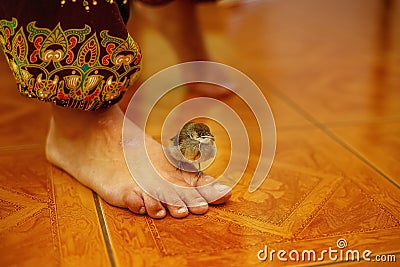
[168,122,216,177]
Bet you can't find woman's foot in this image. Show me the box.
[185,82,234,100]
[45,105,231,219]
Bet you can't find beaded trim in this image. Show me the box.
[60,0,128,12]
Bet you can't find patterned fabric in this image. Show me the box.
[0,0,141,111]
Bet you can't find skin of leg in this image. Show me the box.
[140,0,209,62]
[46,104,231,218]
[136,0,233,97]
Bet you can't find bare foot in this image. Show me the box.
[181,63,237,99]
[45,105,231,218]
[185,82,234,100]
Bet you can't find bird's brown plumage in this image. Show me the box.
[169,122,216,175]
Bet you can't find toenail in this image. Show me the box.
[156,210,166,217]
[204,176,213,182]
[139,207,146,214]
[213,183,230,191]
[196,201,208,207]
[177,207,188,214]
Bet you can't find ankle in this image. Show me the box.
[50,105,122,138]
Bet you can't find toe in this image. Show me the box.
[177,188,209,215]
[123,191,146,214]
[162,193,190,218]
[142,193,167,219]
[196,175,232,205]
[165,204,189,218]
[187,198,208,214]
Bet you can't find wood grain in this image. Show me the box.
[51,167,111,267]
[0,150,111,266]
[0,150,59,266]
[330,122,400,185]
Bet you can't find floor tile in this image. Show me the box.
[0,150,110,266]
[329,121,400,185]
[101,125,400,266]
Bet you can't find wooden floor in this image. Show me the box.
[1,0,400,266]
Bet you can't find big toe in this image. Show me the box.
[196,175,232,205]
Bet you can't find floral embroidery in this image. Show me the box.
[0,18,141,110]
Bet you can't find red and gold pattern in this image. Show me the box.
[0,18,141,111]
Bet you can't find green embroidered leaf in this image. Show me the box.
[65,24,91,43]
[100,30,124,47]
[0,18,18,36]
[111,34,139,62]
[40,23,68,59]
[27,21,51,42]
